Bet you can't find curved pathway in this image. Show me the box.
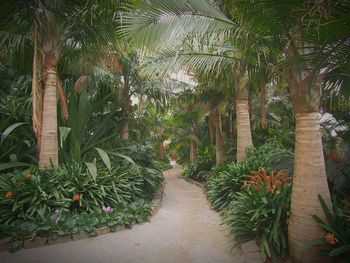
[0,164,243,263]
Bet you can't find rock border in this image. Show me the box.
[0,182,166,252]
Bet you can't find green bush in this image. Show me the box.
[0,200,151,252]
[206,141,291,212]
[304,195,350,263]
[182,147,215,182]
[206,162,250,211]
[0,161,163,224]
[224,174,292,262]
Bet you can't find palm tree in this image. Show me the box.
[120,0,350,261]
[0,0,117,168]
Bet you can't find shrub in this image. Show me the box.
[0,200,151,252]
[206,141,292,212]
[182,147,215,182]
[304,195,350,262]
[225,169,292,262]
[206,162,250,211]
[0,161,163,224]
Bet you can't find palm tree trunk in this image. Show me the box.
[208,111,215,145]
[236,98,253,162]
[38,66,58,169]
[121,74,130,141]
[284,47,332,262]
[228,109,234,144]
[288,112,331,262]
[215,112,224,165]
[32,27,42,155]
[190,138,197,163]
[159,141,165,159]
[259,81,267,129]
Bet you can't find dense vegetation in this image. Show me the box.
[1,0,350,262]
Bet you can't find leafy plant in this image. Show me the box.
[225,170,292,262]
[243,168,290,193]
[304,195,350,262]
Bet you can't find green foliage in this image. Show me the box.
[182,147,215,182]
[225,177,291,262]
[206,162,250,211]
[0,200,151,252]
[304,195,350,262]
[206,141,292,212]
[0,161,163,224]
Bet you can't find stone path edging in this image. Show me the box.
[0,182,166,252]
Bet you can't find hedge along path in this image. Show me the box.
[0,164,243,263]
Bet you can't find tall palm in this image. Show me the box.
[0,0,117,168]
[120,0,350,261]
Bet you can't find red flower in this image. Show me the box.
[325,233,338,245]
[26,173,33,181]
[73,193,80,201]
[5,191,13,199]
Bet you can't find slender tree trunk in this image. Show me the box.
[32,27,42,156]
[208,111,215,145]
[121,74,130,141]
[259,81,267,129]
[38,60,58,169]
[228,109,234,144]
[215,112,224,165]
[190,138,197,163]
[236,96,253,162]
[159,141,165,159]
[285,47,332,262]
[234,71,253,162]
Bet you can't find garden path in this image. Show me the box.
[0,164,243,263]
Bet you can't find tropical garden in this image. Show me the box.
[0,1,350,263]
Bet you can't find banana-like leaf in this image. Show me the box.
[85,162,97,182]
[0,162,31,172]
[95,147,111,171]
[0,122,27,145]
[59,127,71,148]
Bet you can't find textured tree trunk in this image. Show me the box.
[288,112,331,263]
[190,138,197,163]
[38,61,58,169]
[208,111,215,145]
[121,74,130,141]
[228,109,234,143]
[120,122,129,141]
[159,142,165,159]
[285,47,332,263]
[236,98,253,162]
[215,112,224,165]
[32,27,42,156]
[259,81,267,129]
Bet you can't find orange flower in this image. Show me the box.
[25,173,33,181]
[325,233,338,245]
[73,193,80,201]
[5,191,13,199]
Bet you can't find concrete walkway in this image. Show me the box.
[0,164,243,263]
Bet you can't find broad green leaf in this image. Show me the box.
[85,162,97,181]
[0,122,27,145]
[96,147,111,171]
[0,162,31,172]
[329,245,350,256]
[59,127,71,148]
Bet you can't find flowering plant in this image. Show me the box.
[304,195,350,262]
[102,206,113,213]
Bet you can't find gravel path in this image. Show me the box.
[0,164,243,263]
